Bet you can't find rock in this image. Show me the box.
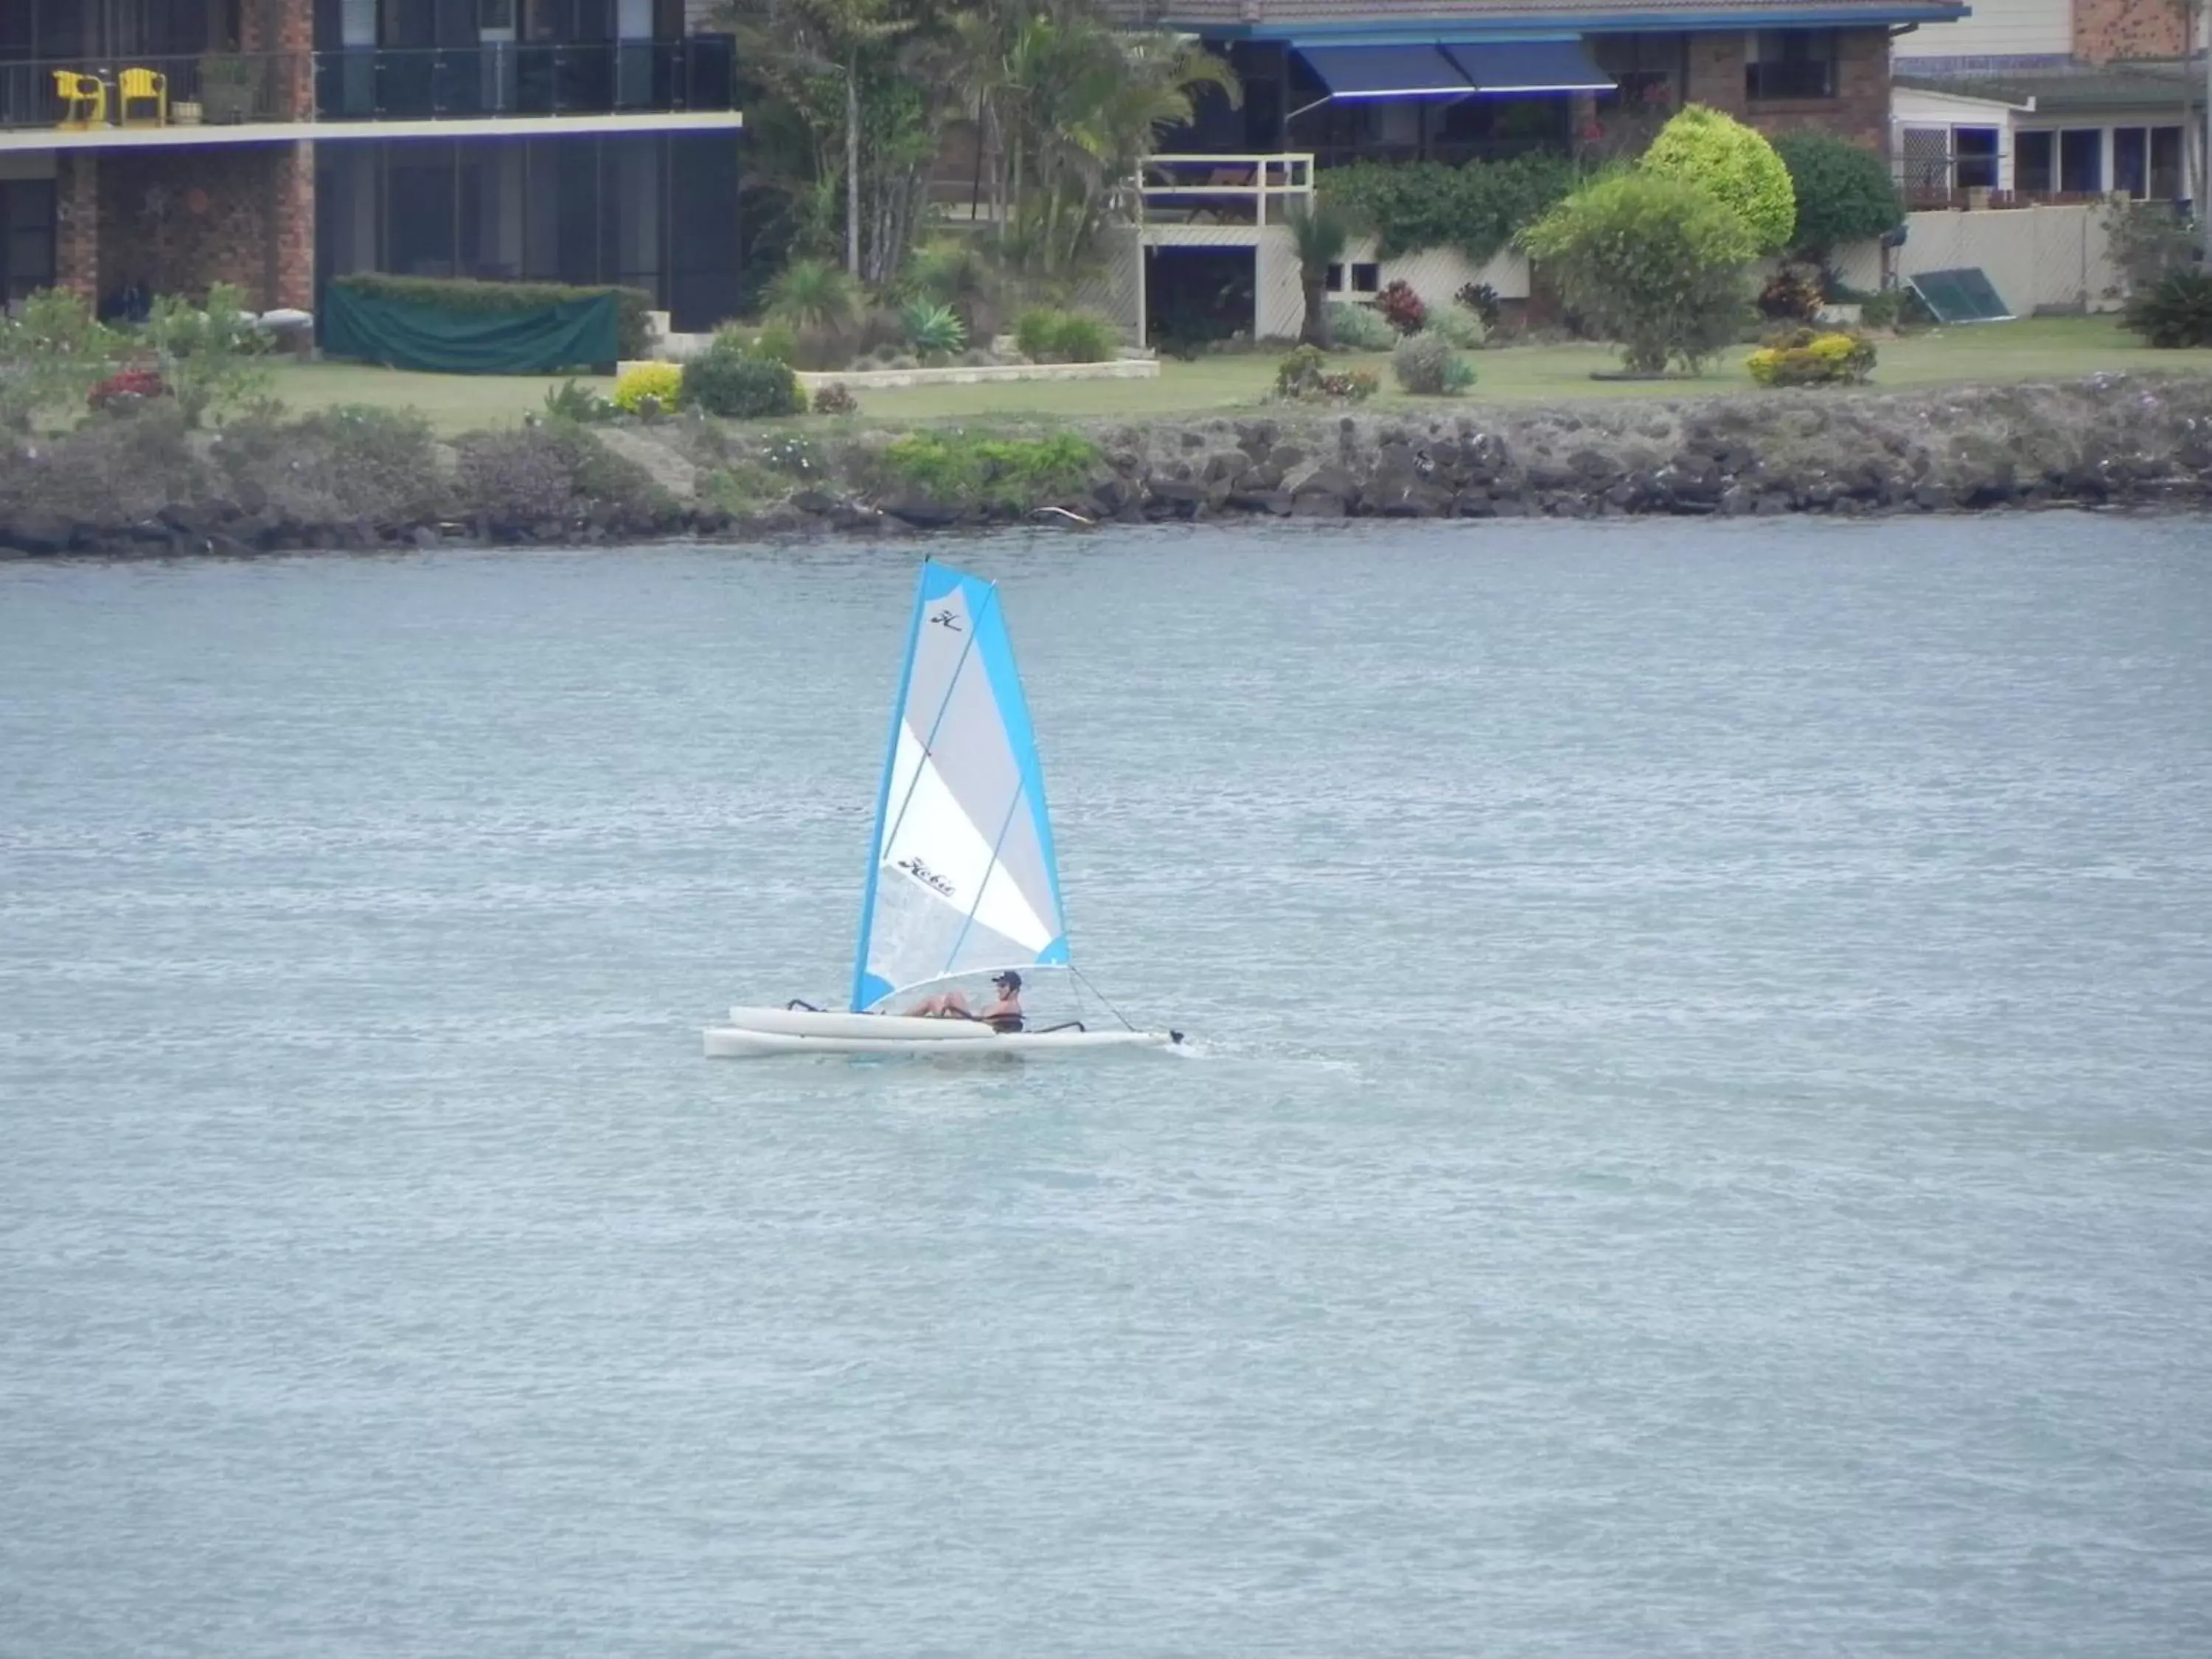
[1232,464,1284,493]
[1452,491,1497,518]
[1225,490,1293,516]
[789,488,838,516]
[1294,464,1361,506]
[1203,450,1252,484]
[411,526,441,549]
[1272,445,1307,470]
[881,494,964,529]
[1290,490,1346,518]
[1,511,79,554]
[1912,480,1954,512]
[1374,479,1453,518]
[1091,476,1135,515]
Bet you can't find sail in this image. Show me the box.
[850,563,1068,1012]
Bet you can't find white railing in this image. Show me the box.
[1137,153,1315,226]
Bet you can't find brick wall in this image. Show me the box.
[1686,27,1890,153]
[55,154,99,302]
[94,145,313,311]
[2074,0,2189,63]
[240,0,316,119]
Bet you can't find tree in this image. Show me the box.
[949,7,1239,281]
[1639,104,1796,254]
[1770,131,1903,263]
[1284,201,1352,347]
[1520,170,1759,375]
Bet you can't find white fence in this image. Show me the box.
[1885,203,2121,315]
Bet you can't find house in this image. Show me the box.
[1893,0,2209,205]
[0,0,745,330]
[1091,0,1965,338]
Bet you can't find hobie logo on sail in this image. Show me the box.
[898,855,956,897]
[930,608,963,632]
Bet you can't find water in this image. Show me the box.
[3,521,2210,1658]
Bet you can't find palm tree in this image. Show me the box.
[1284,201,1352,347]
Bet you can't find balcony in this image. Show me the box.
[0,39,738,142]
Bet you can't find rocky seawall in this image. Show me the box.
[5,375,2212,557]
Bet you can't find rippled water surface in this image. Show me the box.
[4,521,2210,1658]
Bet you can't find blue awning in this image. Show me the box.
[1295,44,1475,101]
[1442,39,1615,94]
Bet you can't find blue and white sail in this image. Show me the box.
[850,563,1069,1012]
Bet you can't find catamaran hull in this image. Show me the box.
[703,1026,1177,1058]
[726,1006,999,1040]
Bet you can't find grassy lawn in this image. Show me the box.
[267,316,2212,434]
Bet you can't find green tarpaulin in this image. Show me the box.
[322,285,620,375]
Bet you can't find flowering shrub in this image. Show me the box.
[1376,279,1427,335]
[1275,345,1379,403]
[89,366,170,412]
[1391,332,1475,394]
[1746,327,1877,386]
[611,361,684,414]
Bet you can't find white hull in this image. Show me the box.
[726,1005,998,1040]
[704,1025,1178,1058]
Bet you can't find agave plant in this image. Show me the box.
[900,300,968,358]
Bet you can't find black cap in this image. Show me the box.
[992,970,1022,990]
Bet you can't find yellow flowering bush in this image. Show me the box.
[611,361,684,414]
[1747,328,1877,387]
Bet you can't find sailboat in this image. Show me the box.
[704,561,1183,1059]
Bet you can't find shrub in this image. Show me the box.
[89,366,169,412]
[1759,265,1826,321]
[1640,104,1796,254]
[1275,345,1380,403]
[2103,198,2202,296]
[141,282,272,427]
[1770,131,1902,260]
[683,338,805,418]
[811,382,859,415]
[1746,327,1877,386]
[333,272,650,358]
[1014,308,1120,363]
[1391,331,1475,394]
[877,431,1101,511]
[456,420,674,529]
[0,288,117,434]
[1520,170,1758,374]
[763,258,861,335]
[1375,279,1427,335]
[209,403,446,525]
[900,300,967,358]
[2120,269,2212,349]
[611,361,684,414]
[543,378,616,422]
[1426,307,1486,349]
[1856,290,1903,330]
[743,322,800,366]
[1454,282,1503,330]
[1318,153,1580,263]
[1324,302,1397,351]
[905,237,998,328]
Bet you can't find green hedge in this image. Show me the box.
[1317,154,1581,264]
[330,273,655,358]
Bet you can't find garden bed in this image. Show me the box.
[616,357,1161,390]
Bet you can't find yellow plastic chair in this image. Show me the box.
[52,69,106,130]
[119,66,168,127]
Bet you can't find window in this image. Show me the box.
[1746,29,1836,100]
[2150,126,2185,201]
[1954,127,1999,190]
[1350,262,1380,294]
[2059,128,2102,193]
[2118,126,2189,199]
[2015,131,2055,194]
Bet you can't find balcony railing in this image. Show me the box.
[0,39,737,132]
[1138,153,1314,226]
[1,52,294,131]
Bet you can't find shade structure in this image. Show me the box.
[1294,44,1476,101]
[1293,38,1616,104]
[1441,38,1615,94]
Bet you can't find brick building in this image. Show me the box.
[0,0,745,328]
[1099,0,1964,166]
[1893,0,2208,204]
